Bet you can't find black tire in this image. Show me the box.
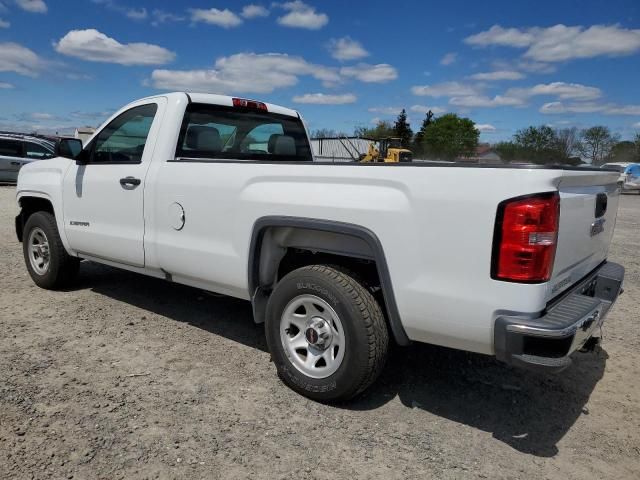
[265,265,389,402]
[22,211,79,289]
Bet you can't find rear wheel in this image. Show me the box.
[265,265,389,402]
[23,211,79,289]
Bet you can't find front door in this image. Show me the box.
[62,99,165,267]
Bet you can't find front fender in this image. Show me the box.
[17,158,75,254]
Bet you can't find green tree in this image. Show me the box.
[413,111,435,156]
[555,127,580,159]
[634,132,640,161]
[500,125,572,164]
[354,120,395,139]
[578,126,619,166]
[311,128,338,139]
[494,141,522,162]
[608,141,636,163]
[393,109,413,148]
[421,113,479,160]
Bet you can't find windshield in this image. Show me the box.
[176,103,312,161]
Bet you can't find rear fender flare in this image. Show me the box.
[248,216,410,345]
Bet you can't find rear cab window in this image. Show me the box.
[175,103,312,162]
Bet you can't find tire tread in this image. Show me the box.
[23,211,79,289]
[290,265,388,399]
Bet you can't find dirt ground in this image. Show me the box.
[0,185,639,480]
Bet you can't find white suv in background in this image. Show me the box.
[0,133,56,183]
[601,162,640,193]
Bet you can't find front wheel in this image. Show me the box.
[265,265,389,402]
[22,211,79,289]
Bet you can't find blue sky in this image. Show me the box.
[1,0,639,141]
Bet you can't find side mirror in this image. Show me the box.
[56,138,83,160]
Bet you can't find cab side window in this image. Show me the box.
[90,104,158,164]
[24,142,54,160]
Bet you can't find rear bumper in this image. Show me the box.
[495,261,624,372]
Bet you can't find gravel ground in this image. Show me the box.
[1,185,639,480]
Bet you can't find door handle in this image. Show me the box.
[119,176,141,188]
[10,161,22,166]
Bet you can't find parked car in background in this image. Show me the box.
[601,162,640,193]
[0,133,56,183]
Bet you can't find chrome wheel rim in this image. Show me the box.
[280,294,346,379]
[28,227,50,275]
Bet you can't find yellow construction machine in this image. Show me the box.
[359,137,413,163]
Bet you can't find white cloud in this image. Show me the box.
[14,111,68,123]
[0,81,14,88]
[241,4,269,18]
[151,9,184,26]
[516,60,556,74]
[0,42,45,76]
[409,104,447,115]
[70,110,114,121]
[539,101,640,115]
[340,63,397,83]
[368,106,402,115]
[29,112,55,120]
[506,82,602,101]
[0,17,9,28]
[91,0,147,20]
[466,25,535,48]
[606,105,640,115]
[411,81,480,97]
[151,52,340,94]
[449,95,524,108]
[440,52,457,65]
[190,8,243,28]
[329,37,369,61]
[469,70,524,81]
[125,7,147,20]
[293,93,356,104]
[65,72,93,80]
[539,102,603,114]
[476,124,497,133]
[276,1,328,30]
[412,80,601,111]
[54,29,175,66]
[15,0,47,13]
[466,24,640,62]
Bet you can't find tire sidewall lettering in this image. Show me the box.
[296,281,339,306]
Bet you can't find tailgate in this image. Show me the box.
[548,170,620,300]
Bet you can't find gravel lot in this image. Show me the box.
[1,185,639,479]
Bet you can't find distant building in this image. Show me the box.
[457,143,503,164]
[311,137,375,162]
[74,127,95,145]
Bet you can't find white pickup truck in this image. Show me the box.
[15,92,625,401]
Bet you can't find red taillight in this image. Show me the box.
[232,97,268,111]
[492,192,560,283]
